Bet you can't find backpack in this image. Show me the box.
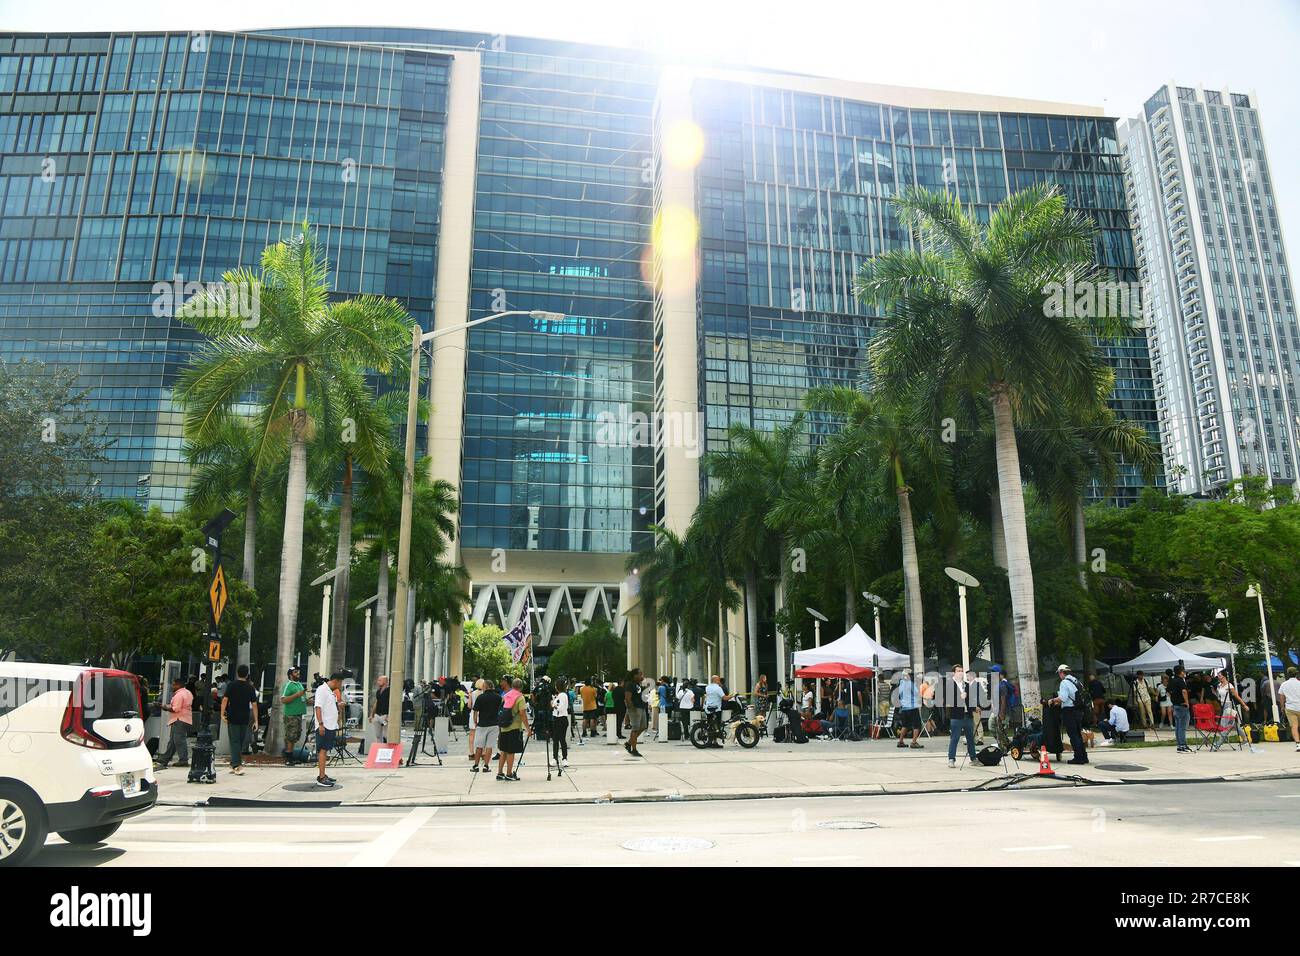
[1067,676,1095,726]
[496,697,515,729]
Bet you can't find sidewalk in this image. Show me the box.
[153,730,1300,808]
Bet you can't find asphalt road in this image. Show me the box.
[34,779,1300,867]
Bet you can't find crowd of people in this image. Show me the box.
[138,656,1300,787]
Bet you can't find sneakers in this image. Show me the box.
[910,742,924,749]
[470,765,480,772]
[896,739,907,749]
[316,776,335,788]
[561,758,568,768]
[230,766,244,775]
[1177,747,1193,754]
[947,759,957,768]
[496,772,506,780]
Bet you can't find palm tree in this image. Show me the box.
[627,525,691,670]
[859,185,1126,709]
[175,224,410,754]
[704,417,812,686]
[184,416,280,671]
[804,385,950,674]
[315,388,399,672]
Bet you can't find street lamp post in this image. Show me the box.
[386,310,563,744]
[1246,584,1280,724]
[943,568,980,673]
[862,592,891,725]
[310,566,343,679]
[806,607,827,709]
[356,593,379,745]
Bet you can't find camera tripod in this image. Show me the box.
[405,706,444,767]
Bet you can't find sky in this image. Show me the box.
[2,0,1298,243]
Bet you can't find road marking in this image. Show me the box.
[347,807,436,867]
[1002,844,1071,853]
[1193,835,1262,843]
[49,840,362,854]
[124,823,392,833]
[1276,795,1300,799]
[793,855,858,862]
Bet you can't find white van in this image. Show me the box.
[0,662,158,866]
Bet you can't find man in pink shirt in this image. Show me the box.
[154,676,194,769]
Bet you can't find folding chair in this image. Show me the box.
[873,706,897,739]
[1193,704,1242,752]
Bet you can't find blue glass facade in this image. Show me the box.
[0,30,448,507]
[692,80,1161,505]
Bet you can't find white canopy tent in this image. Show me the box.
[1176,636,1238,657]
[1111,638,1221,674]
[792,622,910,671]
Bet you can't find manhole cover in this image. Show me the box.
[1093,763,1148,773]
[282,782,345,793]
[817,820,879,830]
[621,837,714,853]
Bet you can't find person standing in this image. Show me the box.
[1086,672,1107,725]
[551,677,571,768]
[943,665,979,768]
[1049,664,1090,765]
[676,680,696,740]
[1168,665,1192,753]
[220,664,259,775]
[623,668,647,757]
[1130,670,1154,730]
[1158,672,1173,726]
[496,678,530,781]
[467,678,484,758]
[370,675,390,748]
[154,676,193,769]
[1277,667,1300,752]
[280,666,307,763]
[895,669,923,749]
[314,672,342,788]
[471,679,501,772]
[580,679,599,738]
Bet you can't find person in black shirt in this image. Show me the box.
[219,664,259,775]
[471,684,503,772]
[623,668,648,757]
[1168,665,1192,752]
[943,665,980,767]
[1087,673,1107,724]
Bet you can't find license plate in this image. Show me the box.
[119,772,141,797]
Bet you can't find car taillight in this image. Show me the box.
[61,672,108,749]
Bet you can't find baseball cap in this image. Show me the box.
[1056,663,1071,672]
[287,666,300,675]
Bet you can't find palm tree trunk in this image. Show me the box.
[1072,497,1095,667]
[845,578,857,630]
[238,487,256,671]
[375,546,389,674]
[329,457,353,672]
[896,478,925,675]
[991,385,1040,711]
[744,568,760,688]
[990,490,1017,683]
[266,417,308,756]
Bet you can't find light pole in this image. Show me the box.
[862,592,891,723]
[1216,608,1236,683]
[1246,584,1280,724]
[310,566,343,680]
[386,310,563,744]
[806,607,827,709]
[943,567,980,673]
[357,593,379,733]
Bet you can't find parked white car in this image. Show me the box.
[0,662,158,866]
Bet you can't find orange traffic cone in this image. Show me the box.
[1037,746,1055,776]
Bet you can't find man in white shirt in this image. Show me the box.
[314,672,342,788]
[1099,700,1131,744]
[676,681,695,740]
[1277,667,1300,752]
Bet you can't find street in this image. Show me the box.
[35,779,1300,867]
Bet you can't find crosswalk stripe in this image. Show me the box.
[347,808,436,867]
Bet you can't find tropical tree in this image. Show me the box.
[859,185,1126,709]
[546,617,624,681]
[185,416,278,669]
[175,224,410,753]
[704,417,813,687]
[803,385,950,673]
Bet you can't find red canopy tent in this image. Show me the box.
[794,663,874,680]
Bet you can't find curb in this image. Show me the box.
[154,768,1299,809]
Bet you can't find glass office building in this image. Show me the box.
[0,28,1164,663]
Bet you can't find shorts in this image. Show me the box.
[315,727,337,753]
[499,728,524,754]
[627,708,647,733]
[898,708,921,731]
[475,725,499,752]
[283,714,303,750]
